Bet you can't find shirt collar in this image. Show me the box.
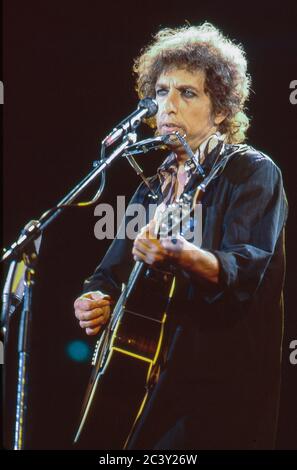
[157,132,225,182]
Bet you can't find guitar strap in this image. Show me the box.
[196,143,250,193]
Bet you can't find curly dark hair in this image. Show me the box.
[133,23,251,144]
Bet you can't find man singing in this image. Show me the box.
[74,23,287,449]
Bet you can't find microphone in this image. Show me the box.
[102,98,158,148]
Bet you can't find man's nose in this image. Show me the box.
[163,91,178,113]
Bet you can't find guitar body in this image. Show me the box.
[74,264,176,449]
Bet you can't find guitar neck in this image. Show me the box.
[110,261,144,330]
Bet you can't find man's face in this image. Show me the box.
[155,67,224,152]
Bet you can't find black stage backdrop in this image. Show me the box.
[2,0,297,450]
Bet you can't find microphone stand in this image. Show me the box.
[13,247,37,450]
[1,133,136,450]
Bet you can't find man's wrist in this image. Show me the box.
[82,290,110,299]
[179,246,220,284]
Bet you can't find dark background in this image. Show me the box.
[2,0,297,449]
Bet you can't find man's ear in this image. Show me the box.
[214,111,227,126]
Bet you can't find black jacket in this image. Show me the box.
[83,144,288,449]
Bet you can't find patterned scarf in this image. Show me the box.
[157,132,225,206]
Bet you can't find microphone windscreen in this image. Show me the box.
[138,97,158,118]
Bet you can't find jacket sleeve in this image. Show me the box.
[200,155,288,303]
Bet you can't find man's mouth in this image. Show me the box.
[160,123,185,134]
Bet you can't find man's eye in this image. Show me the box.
[156,88,168,96]
[182,89,196,98]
